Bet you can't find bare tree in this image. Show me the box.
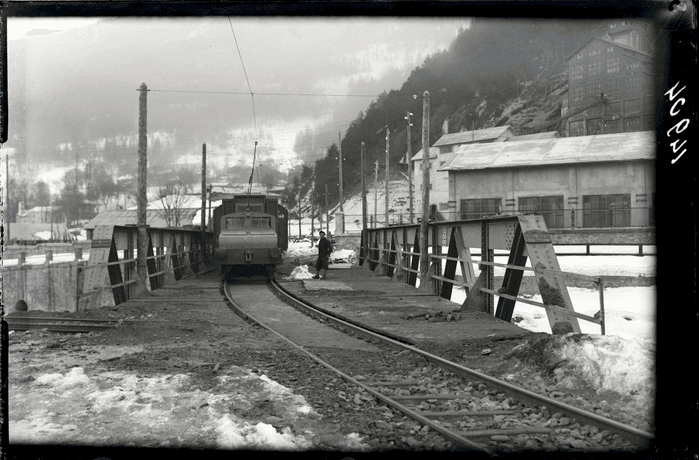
[154,183,190,228]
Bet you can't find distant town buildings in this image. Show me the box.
[563,20,656,137]
[15,203,63,224]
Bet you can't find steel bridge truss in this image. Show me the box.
[81,225,213,310]
[361,214,609,335]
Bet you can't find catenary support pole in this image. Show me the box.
[385,127,390,226]
[361,142,367,233]
[418,90,431,293]
[374,159,378,228]
[338,132,344,212]
[137,82,149,291]
[406,111,414,224]
[201,143,207,261]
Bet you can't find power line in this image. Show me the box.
[150,89,380,98]
[228,16,258,141]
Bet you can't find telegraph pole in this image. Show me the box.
[136,82,149,290]
[338,132,344,212]
[361,142,367,232]
[5,153,9,241]
[385,127,390,226]
[405,111,414,223]
[419,90,431,292]
[201,143,207,261]
[325,184,329,233]
[374,159,378,228]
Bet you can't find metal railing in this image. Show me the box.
[339,205,654,232]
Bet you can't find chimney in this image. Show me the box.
[442,119,449,135]
[18,201,24,215]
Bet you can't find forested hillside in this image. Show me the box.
[286,18,608,214]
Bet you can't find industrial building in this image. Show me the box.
[438,130,655,228]
[564,20,656,137]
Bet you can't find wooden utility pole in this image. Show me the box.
[361,142,367,232]
[136,82,149,289]
[338,132,344,212]
[311,186,315,247]
[201,143,207,261]
[374,159,378,228]
[405,111,414,223]
[5,153,9,241]
[385,127,390,226]
[419,90,431,292]
[325,184,329,233]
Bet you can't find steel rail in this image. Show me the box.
[223,281,493,454]
[269,278,654,449]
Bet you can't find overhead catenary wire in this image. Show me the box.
[150,89,379,98]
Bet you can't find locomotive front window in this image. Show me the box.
[225,217,246,229]
[251,217,272,229]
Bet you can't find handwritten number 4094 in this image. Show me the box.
[665,81,689,164]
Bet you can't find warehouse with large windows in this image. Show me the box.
[439,130,655,229]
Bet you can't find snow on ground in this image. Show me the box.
[282,240,657,402]
[11,362,366,450]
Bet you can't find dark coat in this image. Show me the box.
[317,237,333,258]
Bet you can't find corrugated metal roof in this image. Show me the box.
[84,208,199,230]
[410,146,440,162]
[507,132,561,141]
[440,131,655,171]
[433,126,514,147]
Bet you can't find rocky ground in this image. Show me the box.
[4,258,655,458]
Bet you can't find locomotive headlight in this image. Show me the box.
[269,247,282,259]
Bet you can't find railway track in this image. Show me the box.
[4,316,119,333]
[223,277,653,454]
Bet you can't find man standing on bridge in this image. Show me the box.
[313,230,333,280]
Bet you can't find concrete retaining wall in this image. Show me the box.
[2,262,81,313]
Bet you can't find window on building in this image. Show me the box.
[588,49,601,57]
[439,145,453,154]
[569,120,585,137]
[625,98,641,113]
[624,117,641,132]
[644,94,656,113]
[571,64,583,80]
[626,61,640,71]
[607,56,620,73]
[608,100,622,114]
[588,60,601,77]
[606,119,622,133]
[627,75,641,95]
[572,86,584,103]
[607,80,620,98]
[587,118,603,135]
[519,196,564,228]
[576,53,583,59]
[583,194,630,228]
[460,198,502,220]
[644,114,654,130]
[588,83,601,98]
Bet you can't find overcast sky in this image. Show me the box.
[5,16,470,173]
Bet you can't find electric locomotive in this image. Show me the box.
[213,194,288,279]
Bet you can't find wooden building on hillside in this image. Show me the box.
[564,20,656,137]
